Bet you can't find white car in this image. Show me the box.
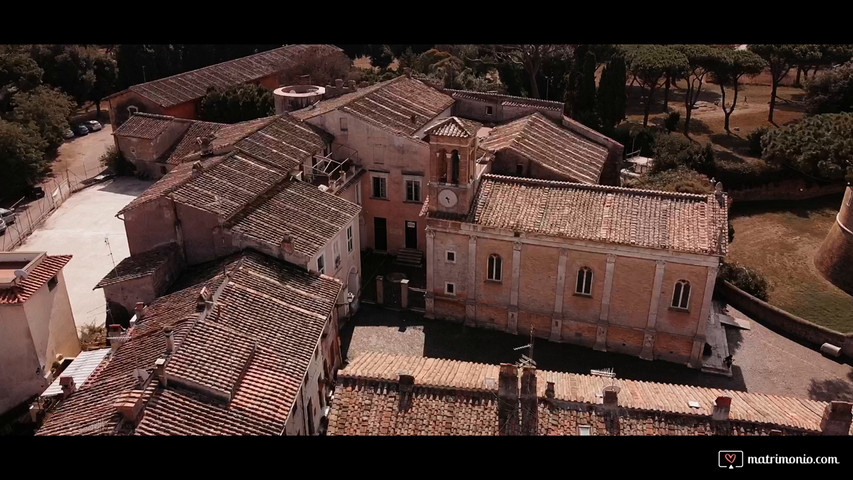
[84,120,103,132]
[0,217,6,235]
[0,207,15,225]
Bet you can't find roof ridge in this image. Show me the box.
[481,173,715,201]
[446,88,564,109]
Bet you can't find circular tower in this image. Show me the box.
[273,85,325,114]
[814,186,853,296]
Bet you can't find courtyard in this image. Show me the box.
[14,178,152,330]
[342,303,853,402]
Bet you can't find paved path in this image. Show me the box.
[15,178,151,330]
[343,304,853,401]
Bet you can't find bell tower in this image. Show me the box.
[424,117,481,216]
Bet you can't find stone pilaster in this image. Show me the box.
[640,260,666,360]
[594,254,617,351]
[465,235,477,326]
[690,264,719,367]
[424,229,435,318]
[550,248,568,341]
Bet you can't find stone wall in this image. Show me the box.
[728,179,846,203]
[717,280,853,358]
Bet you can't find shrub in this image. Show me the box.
[612,124,657,157]
[664,111,680,132]
[99,145,135,176]
[199,83,275,124]
[747,126,769,157]
[624,166,714,194]
[651,133,715,176]
[719,261,770,301]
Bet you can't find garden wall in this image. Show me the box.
[728,178,846,203]
[716,280,853,358]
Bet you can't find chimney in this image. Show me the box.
[404,67,413,78]
[519,367,538,436]
[603,385,620,407]
[820,401,853,436]
[545,381,555,400]
[498,364,519,436]
[398,372,415,411]
[191,160,204,177]
[164,326,174,354]
[197,135,214,156]
[410,113,417,124]
[59,376,76,399]
[335,78,344,89]
[298,74,311,85]
[108,324,127,354]
[196,286,212,311]
[134,301,144,320]
[155,358,167,387]
[348,79,356,90]
[712,396,732,421]
[280,234,294,256]
[114,390,144,423]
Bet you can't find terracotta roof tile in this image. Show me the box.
[95,244,179,289]
[446,89,564,111]
[112,113,176,139]
[329,353,836,436]
[127,45,343,108]
[480,113,609,184]
[423,116,482,138]
[0,255,71,304]
[463,174,728,256]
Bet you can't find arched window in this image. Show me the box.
[487,254,502,282]
[672,280,691,309]
[451,150,460,184]
[576,267,593,295]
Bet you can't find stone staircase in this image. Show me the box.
[395,248,423,268]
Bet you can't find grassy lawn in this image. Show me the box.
[727,196,853,333]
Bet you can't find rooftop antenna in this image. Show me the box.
[514,326,536,368]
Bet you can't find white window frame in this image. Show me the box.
[446,251,456,263]
[487,254,502,282]
[672,280,691,310]
[371,173,388,199]
[576,267,593,296]
[317,254,325,275]
[578,425,592,436]
[445,282,456,296]
[404,177,422,202]
[347,225,353,253]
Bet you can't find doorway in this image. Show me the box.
[374,217,387,251]
[405,221,417,249]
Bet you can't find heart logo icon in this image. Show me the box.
[725,454,737,464]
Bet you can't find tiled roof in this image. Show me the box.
[228,180,361,258]
[38,250,341,436]
[446,89,564,111]
[164,120,226,165]
[423,116,482,138]
[480,113,609,184]
[463,174,728,256]
[0,255,71,304]
[112,113,176,139]
[328,353,837,436]
[293,76,454,136]
[125,45,343,108]
[117,158,220,215]
[42,348,111,397]
[95,244,179,289]
[234,116,324,171]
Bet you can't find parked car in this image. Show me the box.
[27,186,45,200]
[62,128,75,139]
[0,217,6,236]
[84,120,103,132]
[73,124,89,136]
[0,207,16,225]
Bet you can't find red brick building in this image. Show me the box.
[328,353,853,436]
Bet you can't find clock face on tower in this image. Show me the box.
[438,189,458,208]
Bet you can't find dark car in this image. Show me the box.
[73,124,89,136]
[27,186,45,200]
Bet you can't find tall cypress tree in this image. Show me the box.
[573,51,600,130]
[597,55,627,131]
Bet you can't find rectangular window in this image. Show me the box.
[445,282,455,295]
[372,176,387,199]
[405,179,421,202]
[486,106,494,115]
[487,255,502,282]
[47,276,58,291]
[576,268,592,296]
[334,240,341,269]
[579,425,591,436]
[446,251,456,263]
[516,164,524,176]
[347,226,353,252]
[317,255,325,274]
[339,117,348,132]
[355,183,362,205]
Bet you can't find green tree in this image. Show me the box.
[9,85,75,152]
[0,120,48,197]
[628,45,689,127]
[672,45,724,136]
[625,166,714,194]
[709,49,766,133]
[651,132,715,176]
[0,51,43,93]
[199,84,274,124]
[492,45,572,99]
[761,112,853,182]
[29,44,97,106]
[804,62,853,114]
[90,54,118,116]
[596,55,627,131]
[719,262,770,301]
[572,51,600,129]
[750,44,820,123]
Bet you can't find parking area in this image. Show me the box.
[342,303,853,401]
[14,178,152,330]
